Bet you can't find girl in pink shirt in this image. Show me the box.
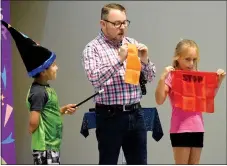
[155,39,226,164]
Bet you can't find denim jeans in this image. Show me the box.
[95,107,147,165]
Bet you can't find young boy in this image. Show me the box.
[1,20,77,164]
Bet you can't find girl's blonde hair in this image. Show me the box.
[172,39,200,70]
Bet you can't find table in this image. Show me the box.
[80,107,164,142]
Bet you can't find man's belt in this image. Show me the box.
[95,102,141,112]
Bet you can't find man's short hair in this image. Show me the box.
[101,3,126,20]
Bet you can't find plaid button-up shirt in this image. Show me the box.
[82,30,156,105]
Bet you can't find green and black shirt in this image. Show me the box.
[26,82,63,151]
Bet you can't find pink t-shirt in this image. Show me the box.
[165,73,205,133]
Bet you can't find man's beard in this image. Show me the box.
[106,30,124,42]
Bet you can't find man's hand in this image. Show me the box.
[118,44,128,63]
[61,104,77,115]
[137,43,149,64]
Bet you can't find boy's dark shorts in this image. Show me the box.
[32,150,60,165]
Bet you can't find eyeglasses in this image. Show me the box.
[103,19,131,28]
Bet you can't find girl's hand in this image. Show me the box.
[161,66,175,79]
[217,69,226,81]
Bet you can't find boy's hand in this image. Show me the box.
[61,104,77,115]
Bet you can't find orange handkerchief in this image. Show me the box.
[124,44,141,85]
[171,70,218,113]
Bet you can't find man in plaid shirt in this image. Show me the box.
[82,3,156,165]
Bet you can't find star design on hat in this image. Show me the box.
[2,20,55,78]
[8,24,11,28]
[1,94,5,106]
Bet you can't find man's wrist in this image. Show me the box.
[141,58,149,65]
[117,56,124,65]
